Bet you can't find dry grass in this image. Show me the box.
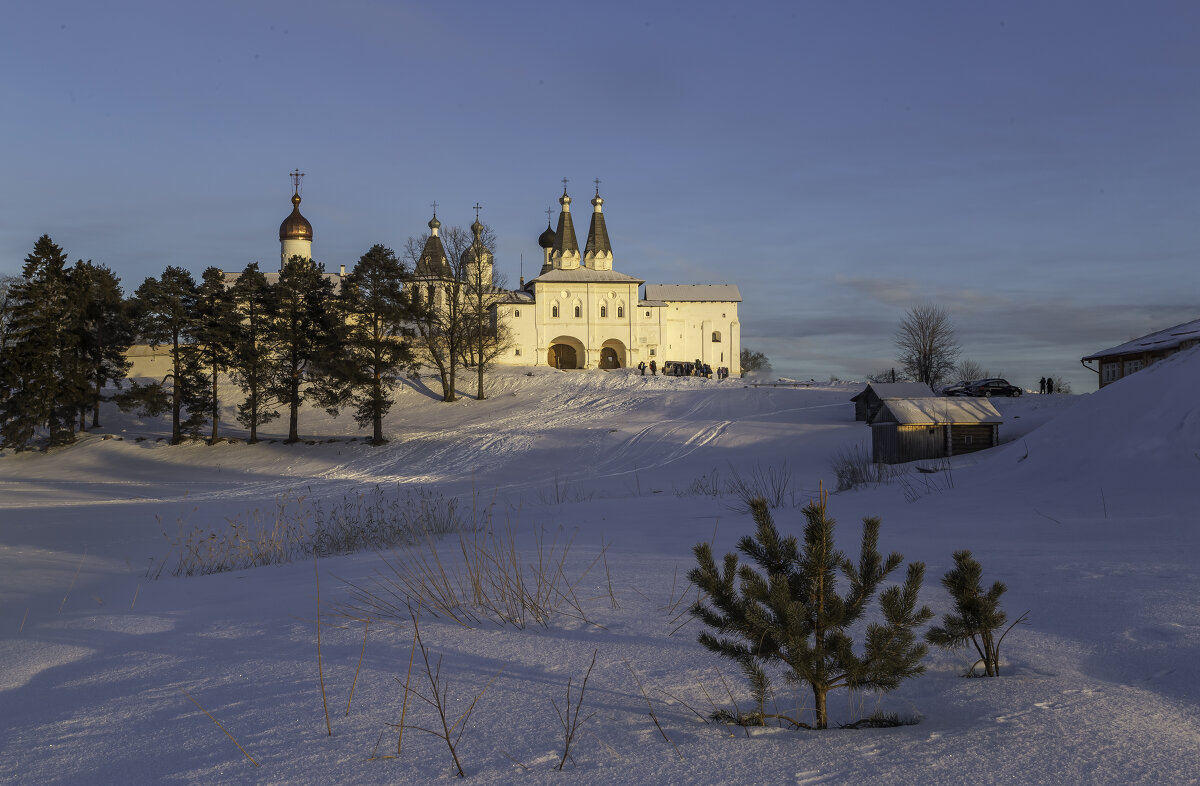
[343,516,603,630]
[151,486,466,578]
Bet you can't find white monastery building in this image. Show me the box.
[133,176,743,377]
[490,185,742,373]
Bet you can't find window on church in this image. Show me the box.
[514,309,520,318]
[712,331,722,342]
[617,306,624,318]
[514,348,521,356]
[645,310,650,317]
[574,305,581,318]
[649,348,656,356]
[552,305,559,318]
[600,305,607,318]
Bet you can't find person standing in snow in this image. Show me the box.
[1039,377,1046,394]
[650,359,657,376]
[638,361,646,376]
[1046,377,1054,394]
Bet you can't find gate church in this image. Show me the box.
[493,184,741,373]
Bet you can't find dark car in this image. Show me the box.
[940,380,975,397]
[965,378,1022,397]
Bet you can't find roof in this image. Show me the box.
[1082,318,1200,361]
[870,397,1003,426]
[849,382,932,402]
[279,194,312,241]
[643,284,742,302]
[528,268,643,285]
[414,233,452,278]
[638,299,668,308]
[497,290,534,304]
[553,196,580,257]
[584,197,612,260]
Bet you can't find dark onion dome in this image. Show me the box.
[279,193,313,242]
[538,221,556,249]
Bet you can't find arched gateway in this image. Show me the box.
[547,336,585,369]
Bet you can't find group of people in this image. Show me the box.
[1038,376,1056,394]
[637,359,732,380]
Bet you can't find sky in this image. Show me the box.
[2,0,1197,391]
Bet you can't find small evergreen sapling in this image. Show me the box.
[689,488,932,730]
[925,550,1028,677]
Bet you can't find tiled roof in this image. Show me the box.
[529,268,643,284]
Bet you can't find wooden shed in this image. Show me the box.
[868,397,1002,464]
[850,382,934,421]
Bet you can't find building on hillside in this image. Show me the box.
[1081,318,1200,389]
[129,176,743,377]
[849,382,933,422]
[492,185,742,372]
[868,397,1002,464]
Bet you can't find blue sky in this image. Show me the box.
[3,1,1197,390]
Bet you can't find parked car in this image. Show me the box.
[965,378,1022,397]
[940,380,976,397]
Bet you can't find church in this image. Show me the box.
[278,176,743,374]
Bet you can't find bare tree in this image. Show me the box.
[740,348,771,377]
[894,303,961,389]
[457,220,510,400]
[953,358,991,383]
[405,223,471,402]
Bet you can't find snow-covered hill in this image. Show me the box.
[1,358,1197,784]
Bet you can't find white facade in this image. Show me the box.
[493,190,741,373]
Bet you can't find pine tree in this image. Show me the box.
[71,261,133,430]
[0,236,88,448]
[321,244,413,445]
[925,551,1028,677]
[266,255,337,443]
[227,262,279,443]
[690,488,932,729]
[129,266,210,443]
[195,267,236,443]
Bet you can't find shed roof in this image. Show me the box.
[870,397,1002,426]
[849,382,932,402]
[1082,317,1200,361]
[644,284,742,302]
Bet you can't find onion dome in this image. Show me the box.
[538,221,556,249]
[279,192,313,242]
[428,215,441,233]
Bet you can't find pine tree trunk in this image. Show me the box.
[477,361,485,400]
[813,684,828,730]
[210,368,219,443]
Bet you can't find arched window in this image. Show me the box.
[712,331,722,342]
[514,309,520,318]
[617,305,624,318]
[600,305,607,318]
[552,304,559,318]
[574,305,581,318]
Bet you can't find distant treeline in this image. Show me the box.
[0,231,505,450]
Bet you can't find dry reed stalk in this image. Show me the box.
[601,540,619,609]
[130,583,141,610]
[554,649,598,770]
[345,618,370,716]
[315,554,332,736]
[625,663,682,759]
[397,624,417,756]
[18,607,29,633]
[179,688,259,767]
[59,551,86,612]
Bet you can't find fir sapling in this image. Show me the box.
[925,550,1029,677]
[689,486,932,730]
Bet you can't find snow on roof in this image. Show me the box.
[850,382,932,401]
[871,397,1003,425]
[528,268,643,284]
[1082,317,1200,361]
[643,284,742,302]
